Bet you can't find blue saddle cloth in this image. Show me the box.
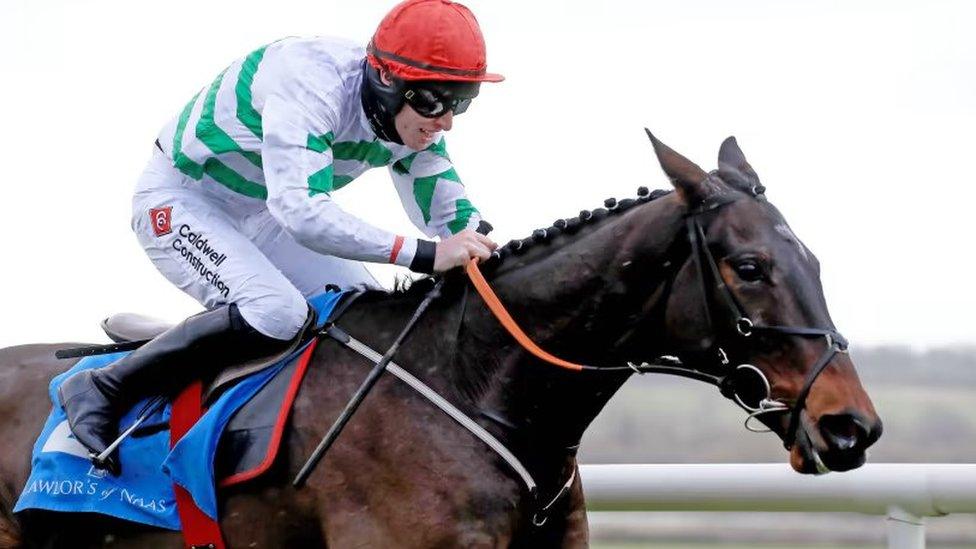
[14,290,345,529]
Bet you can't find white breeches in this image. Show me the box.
[131,150,378,340]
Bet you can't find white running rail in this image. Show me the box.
[579,463,976,549]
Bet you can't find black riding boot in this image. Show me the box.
[57,304,300,475]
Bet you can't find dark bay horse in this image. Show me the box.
[0,133,881,548]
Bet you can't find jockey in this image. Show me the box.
[57,0,502,475]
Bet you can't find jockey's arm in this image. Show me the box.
[388,137,480,239]
[389,139,496,269]
[261,94,435,272]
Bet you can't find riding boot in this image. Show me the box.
[57,304,301,475]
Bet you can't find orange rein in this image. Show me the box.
[465,259,586,372]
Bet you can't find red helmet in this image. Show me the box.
[367,0,504,83]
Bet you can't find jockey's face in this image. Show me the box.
[380,70,456,151]
[395,102,453,151]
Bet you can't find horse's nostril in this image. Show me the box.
[819,413,869,452]
[865,417,883,446]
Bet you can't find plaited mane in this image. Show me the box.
[380,187,674,299]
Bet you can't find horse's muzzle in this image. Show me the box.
[791,411,883,473]
[816,411,883,471]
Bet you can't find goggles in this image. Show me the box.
[403,85,476,118]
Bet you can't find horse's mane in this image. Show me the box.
[362,187,674,302]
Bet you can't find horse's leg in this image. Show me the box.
[0,482,18,549]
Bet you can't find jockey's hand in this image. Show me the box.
[434,230,497,272]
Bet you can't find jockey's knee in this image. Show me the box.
[234,289,310,341]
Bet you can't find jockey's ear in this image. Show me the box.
[644,129,719,207]
[717,136,762,191]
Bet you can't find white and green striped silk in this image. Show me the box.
[156,36,481,269]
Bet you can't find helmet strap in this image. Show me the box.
[361,60,405,145]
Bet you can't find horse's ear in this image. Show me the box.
[644,129,715,206]
[717,136,762,189]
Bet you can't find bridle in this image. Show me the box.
[672,185,849,449]
[467,183,849,450]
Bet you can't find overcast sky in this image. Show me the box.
[1,0,973,350]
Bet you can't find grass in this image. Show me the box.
[578,375,976,463]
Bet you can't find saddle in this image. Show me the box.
[102,309,310,404]
[101,312,174,343]
[100,292,359,402]
[96,292,359,461]
[46,298,333,482]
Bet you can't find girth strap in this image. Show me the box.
[171,381,226,549]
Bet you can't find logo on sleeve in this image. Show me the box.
[150,207,173,237]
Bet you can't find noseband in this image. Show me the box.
[642,187,848,449]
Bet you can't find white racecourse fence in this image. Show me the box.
[578,463,976,548]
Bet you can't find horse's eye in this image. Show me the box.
[734,260,764,282]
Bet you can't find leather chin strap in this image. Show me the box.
[361,61,404,145]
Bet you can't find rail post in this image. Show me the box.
[886,505,925,549]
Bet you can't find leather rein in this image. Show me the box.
[316,189,847,526]
[465,189,848,450]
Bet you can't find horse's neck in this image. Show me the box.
[453,196,687,472]
[341,195,687,485]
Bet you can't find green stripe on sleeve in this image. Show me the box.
[412,167,461,224]
[204,158,267,199]
[436,167,461,183]
[172,89,265,199]
[197,70,262,169]
[306,132,337,196]
[173,92,205,180]
[446,198,478,234]
[235,46,267,140]
[307,172,353,196]
[333,175,354,190]
[306,132,335,154]
[392,152,417,175]
[413,176,436,224]
[427,137,451,161]
[333,140,392,167]
[308,165,334,197]
[306,133,356,193]
[393,138,449,175]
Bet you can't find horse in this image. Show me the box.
[0,133,882,548]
